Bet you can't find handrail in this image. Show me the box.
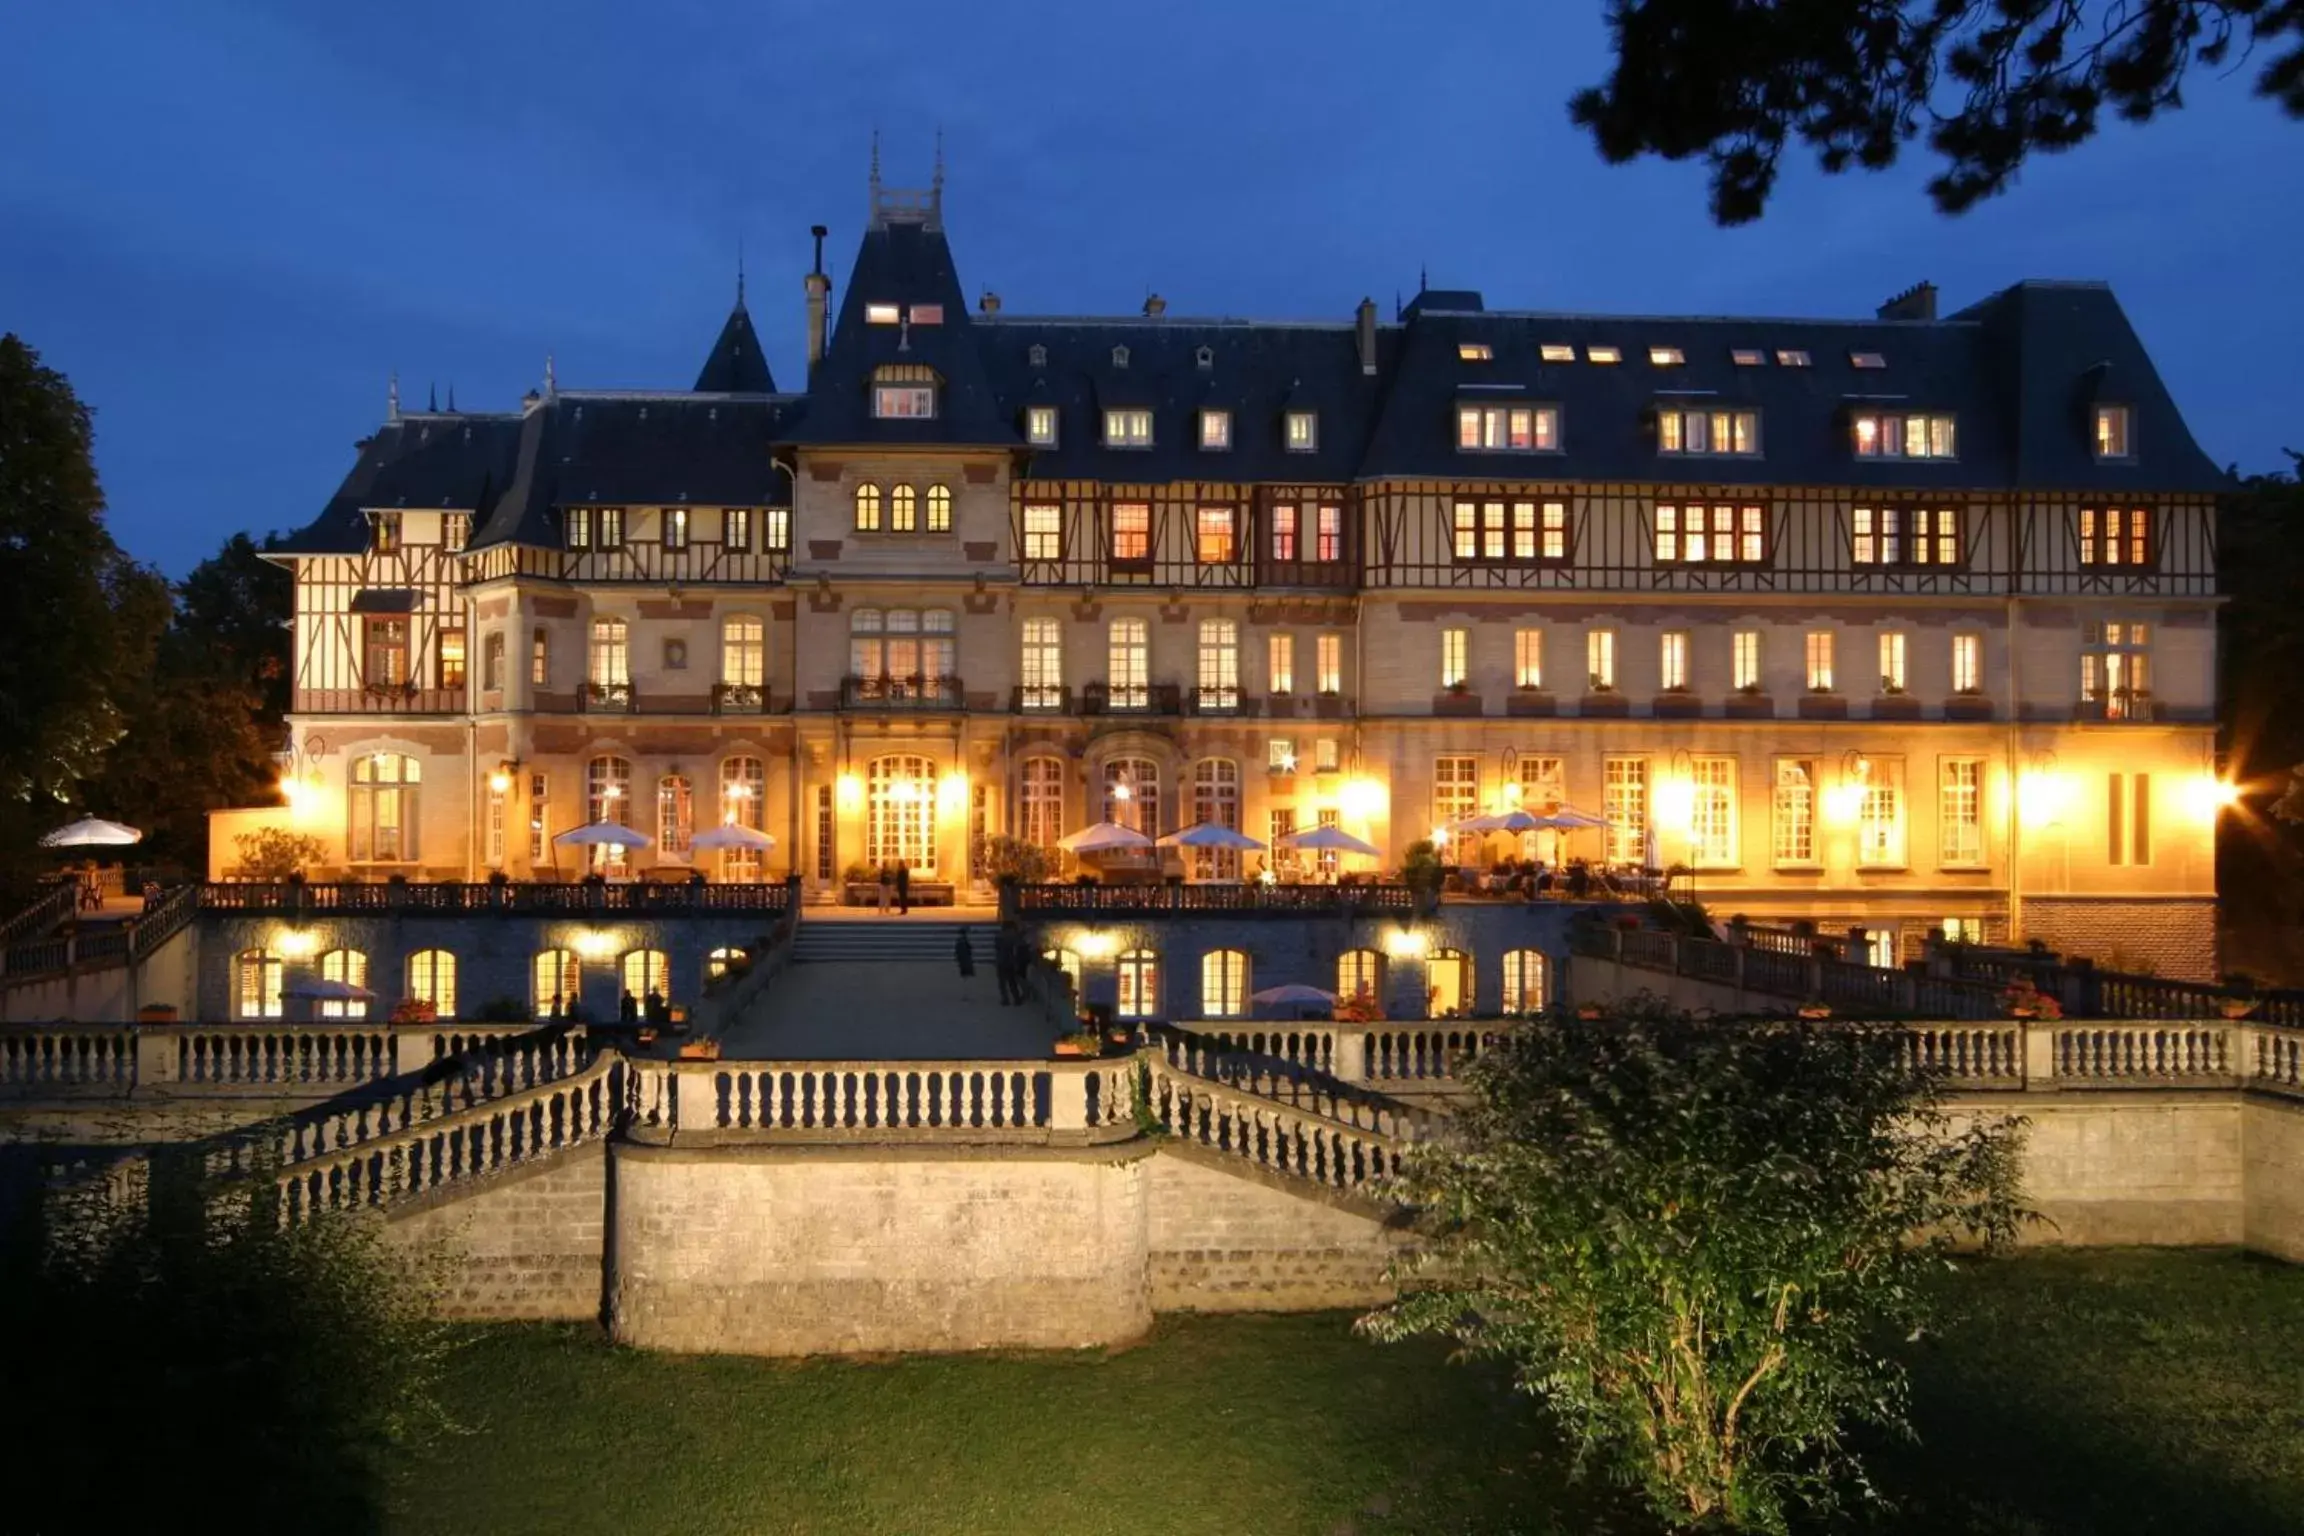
[196,879,794,916]
[1010,882,1416,915]
[0,881,77,947]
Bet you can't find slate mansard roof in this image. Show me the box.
[281,212,2227,557]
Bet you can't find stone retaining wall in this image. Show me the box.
[387,1138,608,1321]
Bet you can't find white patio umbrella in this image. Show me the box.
[1156,822,1266,851]
[1278,824,1381,858]
[1528,805,1608,830]
[1059,821,1154,854]
[689,823,776,851]
[40,817,143,849]
[1454,810,1548,835]
[554,822,653,850]
[1251,983,1337,1008]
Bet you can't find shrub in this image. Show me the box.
[230,827,325,881]
[982,834,1056,884]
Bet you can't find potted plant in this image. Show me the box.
[1575,1001,1606,1022]
[1401,838,1444,913]
[2000,978,2062,1021]
[1334,986,1382,1024]
[677,1037,721,1060]
[1053,1029,1102,1058]
[1797,1001,1833,1020]
[2218,973,2260,1020]
[389,998,438,1025]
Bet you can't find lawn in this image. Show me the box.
[386,1250,2304,1536]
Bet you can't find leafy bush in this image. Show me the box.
[1400,838,1444,896]
[982,834,1055,884]
[230,826,325,881]
[1362,1005,2028,1532]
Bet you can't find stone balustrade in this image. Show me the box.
[625,1055,1145,1144]
[0,1021,565,1100]
[1139,1051,1406,1196]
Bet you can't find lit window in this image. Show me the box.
[1284,411,1318,452]
[1852,411,1956,459]
[444,512,470,550]
[724,507,752,549]
[1514,628,1542,689]
[1026,406,1058,446]
[1111,503,1151,564]
[588,618,629,688]
[531,627,549,686]
[1501,950,1548,1014]
[1952,632,1983,694]
[1195,506,1237,564]
[1268,633,1294,693]
[926,484,952,533]
[1103,409,1153,447]
[864,303,900,325]
[2094,405,2133,460]
[1857,758,1906,867]
[1440,628,1468,689]
[1022,504,1062,561]
[437,625,465,690]
[234,949,284,1020]
[1941,759,1985,867]
[1732,630,1761,690]
[563,506,593,550]
[2078,507,2154,567]
[1451,499,1568,563]
[2081,620,2153,717]
[1458,343,1492,361]
[1603,756,1647,864]
[1773,760,1818,866]
[620,949,671,1004]
[1587,628,1616,690]
[908,304,943,326]
[1201,950,1248,1018]
[1021,618,1063,710]
[317,949,369,1019]
[1731,348,1766,366]
[1653,503,1766,564]
[1775,349,1811,367]
[1316,633,1342,694]
[533,951,581,1018]
[660,506,689,550]
[1271,503,1298,562]
[1852,506,1963,566]
[1587,345,1621,364]
[721,616,765,689]
[406,949,458,1019]
[891,485,918,532]
[371,512,401,554]
[1109,622,1149,708]
[1117,949,1160,1020]
[1433,755,1479,829]
[1455,404,1561,452]
[1200,409,1231,449]
[1805,630,1835,690]
[1659,630,1689,691]
[1540,343,1576,362]
[873,384,936,419]
[348,752,421,863]
[1657,407,1761,457]
[1648,346,1684,366]
[595,506,624,549]
[1315,503,1343,562]
[1879,631,1907,692]
[1689,757,1737,868]
[1850,350,1887,369]
[1315,739,1340,772]
[853,483,882,531]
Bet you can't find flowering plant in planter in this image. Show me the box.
[1334,986,1382,1024]
[2000,978,2061,1020]
[388,999,437,1025]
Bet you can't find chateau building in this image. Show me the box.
[242,162,2229,977]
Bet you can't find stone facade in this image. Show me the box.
[2020,896,2220,982]
[1146,1146,1403,1312]
[388,1138,608,1321]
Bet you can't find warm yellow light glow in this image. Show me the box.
[1073,929,1117,960]
[1502,781,1523,804]
[1383,927,1429,959]
[1430,826,1451,848]
[488,771,513,795]
[2017,769,2072,829]
[1338,776,1385,821]
[2183,774,2241,823]
[1653,778,1696,834]
[938,771,968,812]
[572,929,618,961]
[1823,782,1867,823]
[1110,782,1133,803]
[890,779,919,804]
[272,928,317,959]
[836,773,863,812]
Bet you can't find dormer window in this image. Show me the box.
[864,303,900,326]
[1587,346,1622,364]
[1458,343,1492,361]
[1648,346,1684,367]
[1776,349,1812,367]
[1853,411,1956,460]
[1285,411,1318,452]
[1026,406,1058,447]
[2094,405,2134,460]
[1111,345,1130,369]
[1028,343,1047,368]
[370,512,401,554]
[1540,344,1576,362]
[1200,409,1231,449]
[908,304,944,326]
[1457,404,1560,452]
[1195,345,1214,370]
[1104,409,1153,448]
[1731,349,1766,367]
[1659,407,1760,457]
[871,363,938,420]
[1850,350,1887,369]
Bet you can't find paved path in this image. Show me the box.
[716,960,1058,1061]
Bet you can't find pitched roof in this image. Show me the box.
[273,412,523,555]
[693,301,777,394]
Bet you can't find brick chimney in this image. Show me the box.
[1143,293,1166,319]
[1355,297,1377,374]
[1876,281,1938,322]
[805,224,832,375]
[979,290,1001,315]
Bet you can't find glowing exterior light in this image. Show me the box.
[1653,778,1696,834]
[938,771,968,812]
[1110,782,1133,803]
[1502,781,1523,805]
[1824,783,1866,823]
[1338,777,1385,820]
[1383,927,1429,959]
[1073,929,1116,960]
[272,928,317,959]
[1431,826,1451,847]
[572,929,617,960]
[2017,770,2072,829]
[836,773,863,811]
[488,771,513,795]
[2183,774,2241,823]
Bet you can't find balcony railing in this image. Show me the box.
[1013,684,1071,714]
[1080,681,1181,716]
[197,879,796,917]
[840,674,964,710]
[1009,882,1415,916]
[1188,685,1242,715]
[2080,687,2155,723]
[583,681,635,714]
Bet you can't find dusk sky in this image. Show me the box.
[4,0,2297,576]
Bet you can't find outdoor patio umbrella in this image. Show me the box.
[40,817,143,848]
[1453,810,1547,835]
[1277,824,1381,858]
[1527,805,1608,830]
[285,977,375,1002]
[1156,822,1266,851]
[1059,821,1154,854]
[554,822,653,850]
[689,823,776,851]
[1251,983,1338,1008]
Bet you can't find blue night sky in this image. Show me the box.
[4,0,2297,575]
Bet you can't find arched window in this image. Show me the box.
[234,948,282,1020]
[1020,757,1066,850]
[534,950,580,1019]
[1191,758,1242,880]
[586,756,633,874]
[891,484,918,532]
[1337,949,1383,1015]
[926,484,953,533]
[1200,949,1248,1018]
[1042,947,1082,996]
[317,948,368,1020]
[348,752,420,863]
[1104,757,1159,837]
[1428,947,1472,1019]
[1502,949,1549,1015]
[850,608,956,701]
[1117,949,1161,1020]
[621,949,670,1004]
[867,754,937,874]
[854,482,883,532]
[719,756,767,881]
[657,774,693,859]
[406,949,458,1019]
[706,946,747,983]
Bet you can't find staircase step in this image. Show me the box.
[789,918,990,964]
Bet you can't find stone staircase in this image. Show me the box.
[790,916,988,965]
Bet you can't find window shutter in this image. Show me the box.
[2107,774,2126,865]
[2132,773,2151,864]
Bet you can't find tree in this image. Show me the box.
[0,335,168,886]
[230,828,325,882]
[2216,460,2304,967]
[1574,0,2304,224]
[1361,1008,2027,1532]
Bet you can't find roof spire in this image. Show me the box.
[1419,263,1428,293]
[735,234,746,307]
[933,126,945,195]
[387,371,400,422]
[544,353,556,396]
[446,382,457,412]
[427,381,437,412]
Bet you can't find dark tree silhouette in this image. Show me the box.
[1573,0,2304,223]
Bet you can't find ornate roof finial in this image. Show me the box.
[735,234,746,307]
[387,371,400,422]
[428,381,437,412]
[544,353,557,395]
[1419,263,1429,293]
[447,382,457,412]
[933,126,945,192]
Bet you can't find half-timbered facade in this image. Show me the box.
[246,164,2230,977]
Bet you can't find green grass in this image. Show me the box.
[385,1250,2304,1536]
